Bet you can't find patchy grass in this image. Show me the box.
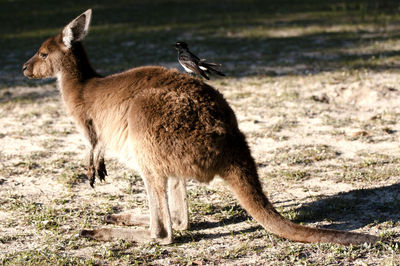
[272,144,341,166]
[326,153,400,183]
[2,249,96,265]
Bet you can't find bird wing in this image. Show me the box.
[179,51,199,64]
[188,50,201,61]
[178,51,209,79]
[183,60,209,79]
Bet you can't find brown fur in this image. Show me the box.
[22,9,379,245]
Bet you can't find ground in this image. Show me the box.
[1,1,400,265]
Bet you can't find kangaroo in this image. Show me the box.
[22,9,379,245]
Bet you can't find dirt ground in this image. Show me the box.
[0,67,399,264]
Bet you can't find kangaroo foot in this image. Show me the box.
[80,228,172,244]
[104,212,149,226]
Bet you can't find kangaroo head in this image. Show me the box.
[22,9,92,79]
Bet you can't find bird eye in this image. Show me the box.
[39,53,48,59]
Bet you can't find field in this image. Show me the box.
[1,0,400,264]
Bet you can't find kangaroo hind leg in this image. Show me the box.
[81,172,173,244]
[103,177,187,230]
[168,177,189,230]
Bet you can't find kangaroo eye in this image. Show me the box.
[39,53,48,59]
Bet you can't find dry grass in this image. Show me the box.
[1,71,400,265]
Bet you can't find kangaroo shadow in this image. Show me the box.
[173,204,263,243]
[176,183,400,243]
[174,225,263,244]
[288,183,400,231]
[189,204,252,231]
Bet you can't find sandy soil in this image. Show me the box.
[0,70,399,264]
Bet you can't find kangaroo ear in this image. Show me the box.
[62,9,92,48]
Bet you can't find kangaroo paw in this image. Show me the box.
[87,165,96,188]
[96,159,107,182]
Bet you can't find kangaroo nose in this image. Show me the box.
[22,64,27,71]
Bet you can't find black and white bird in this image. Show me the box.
[174,41,225,80]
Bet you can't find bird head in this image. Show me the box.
[174,41,188,51]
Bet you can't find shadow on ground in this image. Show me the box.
[175,183,400,244]
[1,0,400,88]
[0,84,58,104]
[282,183,400,231]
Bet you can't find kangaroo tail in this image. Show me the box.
[221,145,379,245]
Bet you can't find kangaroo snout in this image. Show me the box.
[22,61,33,78]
